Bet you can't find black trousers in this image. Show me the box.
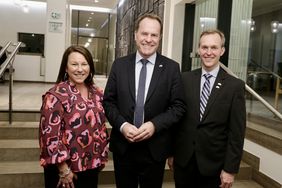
[44,165,99,188]
[174,154,221,188]
[113,144,166,188]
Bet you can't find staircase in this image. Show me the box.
[0,111,264,188]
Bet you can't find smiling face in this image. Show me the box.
[198,33,225,72]
[135,17,161,59]
[66,52,90,86]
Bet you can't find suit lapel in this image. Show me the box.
[127,54,136,100]
[202,68,227,120]
[193,69,202,122]
[145,54,164,102]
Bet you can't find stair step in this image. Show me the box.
[0,161,43,188]
[98,180,263,188]
[233,180,263,188]
[0,121,39,139]
[0,120,253,187]
[0,159,252,188]
[0,139,39,161]
[0,160,166,187]
[236,161,252,180]
[0,111,41,122]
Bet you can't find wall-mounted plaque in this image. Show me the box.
[48,22,63,33]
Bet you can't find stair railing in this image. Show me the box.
[0,41,22,124]
[220,62,282,121]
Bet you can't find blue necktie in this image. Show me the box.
[200,73,212,121]
[134,59,148,127]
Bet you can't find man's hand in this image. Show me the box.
[133,121,155,142]
[220,170,235,188]
[121,123,139,142]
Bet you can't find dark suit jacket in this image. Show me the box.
[173,68,246,176]
[103,52,186,162]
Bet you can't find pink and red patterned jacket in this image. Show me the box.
[39,81,109,172]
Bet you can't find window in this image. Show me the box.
[18,32,45,56]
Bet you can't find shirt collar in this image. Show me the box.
[201,65,220,78]
[136,51,156,65]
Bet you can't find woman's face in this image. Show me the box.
[66,52,90,86]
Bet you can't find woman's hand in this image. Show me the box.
[57,162,77,188]
[57,171,77,188]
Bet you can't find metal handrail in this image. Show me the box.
[249,59,281,79]
[0,41,11,62]
[0,42,21,77]
[220,62,282,120]
[0,41,22,124]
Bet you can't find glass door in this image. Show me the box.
[190,0,219,70]
[71,10,110,76]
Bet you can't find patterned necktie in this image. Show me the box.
[134,59,148,127]
[200,73,212,121]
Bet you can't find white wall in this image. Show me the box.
[162,0,194,67]
[13,55,45,81]
[44,0,68,82]
[244,139,282,184]
[0,0,46,81]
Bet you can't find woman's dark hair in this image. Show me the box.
[56,45,95,85]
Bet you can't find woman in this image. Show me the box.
[39,45,109,188]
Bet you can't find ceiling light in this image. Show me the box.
[22,4,29,13]
[271,21,280,33]
[84,42,90,48]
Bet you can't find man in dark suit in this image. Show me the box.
[168,29,246,188]
[103,13,186,188]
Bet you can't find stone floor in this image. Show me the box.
[0,77,106,111]
[0,79,281,121]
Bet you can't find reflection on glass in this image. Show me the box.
[247,0,282,119]
[71,10,111,76]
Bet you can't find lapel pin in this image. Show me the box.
[217,83,222,86]
[216,86,220,89]
[159,64,163,68]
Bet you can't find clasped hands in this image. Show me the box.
[122,121,155,142]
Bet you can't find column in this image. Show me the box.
[44,0,69,82]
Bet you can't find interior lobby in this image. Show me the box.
[0,0,281,187]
